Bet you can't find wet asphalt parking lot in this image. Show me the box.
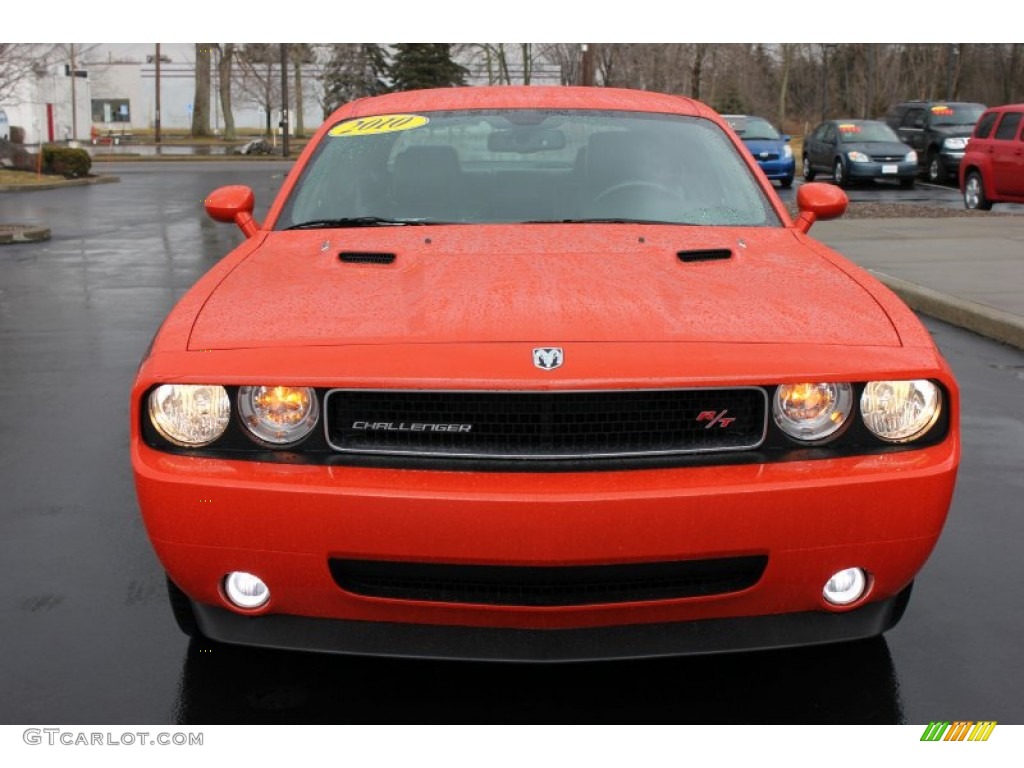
[1,162,1022,724]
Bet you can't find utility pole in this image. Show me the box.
[580,44,595,87]
[945,44,957,101]
[279,43,290,158]
[155,43,162,144]
[70,43,78,142]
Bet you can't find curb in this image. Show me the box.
[872,271,1024,351]
[0,224,51,244]
[0,175,120,193]
[90,154,295,163]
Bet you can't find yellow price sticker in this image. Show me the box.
[329,114,429,137]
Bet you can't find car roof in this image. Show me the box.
[333,86,715,122]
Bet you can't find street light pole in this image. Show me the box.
[155,44,162,144]
[580,43,595,87]
[280,43,290,158]
[70,43,78,143]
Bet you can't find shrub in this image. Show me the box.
[42,146,92,178]
[10,126,26,144]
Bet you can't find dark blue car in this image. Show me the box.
[723,114,796,188]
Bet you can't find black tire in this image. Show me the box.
[166,575,205,639]
[963,170,992,211]
[802,155,815,181]
[927,152,945,184]
[833,158,849,189]
[779,176,794,189]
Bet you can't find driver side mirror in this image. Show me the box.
[204,185,260,238]
[793,182,847,233]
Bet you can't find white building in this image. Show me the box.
[2,46,93,145]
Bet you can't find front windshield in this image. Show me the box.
[838,122,900,143]
[930,104,985,126]
[276,110,779,228]
[736,117,781,140]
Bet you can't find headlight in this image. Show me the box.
[773,383,853,443]
[148,384,231,447]
[905,150,918,162]
[847,151,870,163]
[238,385,320,446]
[783,144,793,158]
[860,380,941,443]
[943,137,968,150]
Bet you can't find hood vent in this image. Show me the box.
[677,248,733,263]
[339,252,396,265]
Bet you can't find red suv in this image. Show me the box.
[960,104,1024,209]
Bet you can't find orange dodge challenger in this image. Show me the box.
[131,87,959,661]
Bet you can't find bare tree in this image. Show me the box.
[0,44,58,104]
[290,43,315,136]
[192,43,215,137]
[235,44,282,137]
[217,43,235,140]
[537,44,582,86]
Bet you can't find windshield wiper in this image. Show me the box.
[525,218,682,225]
[285,216,448,230]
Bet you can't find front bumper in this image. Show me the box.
[939,150,965,174]
[757,158,796,181]
[192,586,913,662]
[135,430,957,657]
[847,161,918,182]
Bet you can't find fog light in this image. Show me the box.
[823,568,868,606]
[224,571,270,609]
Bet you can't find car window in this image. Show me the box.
[823,124,837,143]
[901,109,925,129]
[994,112,1022,141]
[738,117,780,140]
[974,111,998,139]
[929,103,985,127]
[278,110,780,229]
[838,122,900,143]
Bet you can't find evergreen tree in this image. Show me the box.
[321,44,390,114]
[388,44,467,92]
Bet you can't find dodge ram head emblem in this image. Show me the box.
[533,347,564,371]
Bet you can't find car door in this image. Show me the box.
[991,111,1024,196]
[812,123,837,170]
[804,124,824,170]
[898,108,927,155]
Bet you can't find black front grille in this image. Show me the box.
[329,556,768,606]
[870,154,905,162]
[325,388,767,459]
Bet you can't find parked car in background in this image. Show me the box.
[0,108,11,143]
[960,103,1024,210]
[803,120,917,188]
[886,101,986,183]
[722,114,795,188]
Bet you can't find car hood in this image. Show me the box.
[742,138,786,155]
[188,226,901,350]
[934,125,975,138]
[843,141,911,155]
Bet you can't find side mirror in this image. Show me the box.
[793,182,847,233]
[205,185,260,238]
[783,134,791,142]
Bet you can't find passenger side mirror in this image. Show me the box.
[204,185,260,238]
